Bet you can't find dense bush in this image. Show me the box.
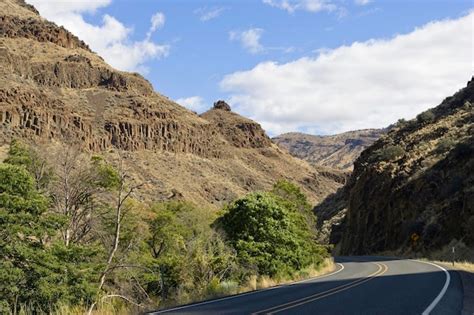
[216,186,326,278]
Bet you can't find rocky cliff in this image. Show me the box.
[334,79,473,254]
[273,129,385,171]
[201,101,273,149]
[0,0,343,208]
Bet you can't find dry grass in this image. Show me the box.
[375,240,474,274]
[12,302,133,315]
[238,257,336,293]
[453,261,474,273]
[431,260,474,273]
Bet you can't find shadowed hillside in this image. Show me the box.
[315,78,473,255]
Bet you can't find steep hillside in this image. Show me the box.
[0,0,342,208]
[332,79,473,255]
[273,129,385,171]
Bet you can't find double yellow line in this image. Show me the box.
[252,262,389,315]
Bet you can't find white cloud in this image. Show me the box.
[150,12,165,32]
[262,0,337,13]
[229,28,265,54]
[355,0,371,5]
[220,13,473,135]
[27,0,169,73]
[176,96,207,113]
[195,7,225,22]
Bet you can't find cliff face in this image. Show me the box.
[338,79,473,254]
[273,129,385,171]
[0,0,343,208]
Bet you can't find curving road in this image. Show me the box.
[149,257,463,315]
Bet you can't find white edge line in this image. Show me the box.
[413,260,451,315]
[150,263,345,314]
[290,263,345,285]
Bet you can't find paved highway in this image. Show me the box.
[150,256,463,315]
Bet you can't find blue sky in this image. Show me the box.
[29,0,473,135]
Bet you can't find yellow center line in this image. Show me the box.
[252,262,389,315]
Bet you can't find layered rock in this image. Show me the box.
[0,15,90,51]
[201,101,273,149]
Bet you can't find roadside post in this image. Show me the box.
[452,246,455,266]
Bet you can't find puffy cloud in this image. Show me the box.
[27,0,169,73]
[175,96,207,113]
[229,28,265,54]
[195,7,225,22]
[221,13,473,135]
[262,0,337,13]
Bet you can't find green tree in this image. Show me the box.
[0,163,101,312]
[4,139,53,190]
[141,202,238,303]
[271,180,316,234]
[216,192,325,278]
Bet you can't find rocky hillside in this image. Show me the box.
[320,78,473,255]
[273,129,385,171]
[0,0,343,208]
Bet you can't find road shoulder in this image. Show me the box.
[458,270,474,315]
[438,262,474,315]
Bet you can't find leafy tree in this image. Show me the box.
[4,139,53,190]
[0,163,99,312]
[216,192,325,278]
[141,202,238,303]
[49,147,119,246]
[271,180,316,233]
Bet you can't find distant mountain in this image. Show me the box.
[273,129,386,171]
[316,78,474,256]
[0,0,343,208]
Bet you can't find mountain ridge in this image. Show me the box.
[273,129,385,171]
[0,0,342,208]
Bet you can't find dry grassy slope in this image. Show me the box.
[338,78,474,255]
[0,0,342,208]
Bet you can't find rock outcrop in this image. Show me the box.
[0,15,90,51]
[201,102,273,149]
[331,79,473,254]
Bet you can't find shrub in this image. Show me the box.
[416,109,436,124]
[435,138,456,154]
[372,145,405,162]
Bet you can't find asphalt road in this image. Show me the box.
[149,256,463,315]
